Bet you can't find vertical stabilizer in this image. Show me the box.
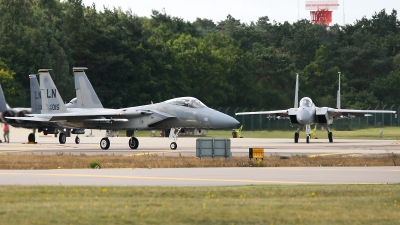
[294,73,299,108]
[38,69,68,114]
[73,67,103,108]
[30,74,42,114]
[0,83,8,112]
[337,72,341,109]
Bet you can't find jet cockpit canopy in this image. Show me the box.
[66,97,77,108]
[299,97,313,107]
[165,97,206,108]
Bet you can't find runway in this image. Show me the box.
[0,167,399,186]
[1,128,399,186]
[1,127,399,157]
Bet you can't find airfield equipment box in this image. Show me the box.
[196,138,231,161]
[249,148,264,159]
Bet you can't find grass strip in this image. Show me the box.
[0,184,399,225]
[0,154,399,169]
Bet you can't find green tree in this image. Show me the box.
[0,59,19,105]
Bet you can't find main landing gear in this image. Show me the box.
[100,137,110,150]
[99,136,139,150]
[99,128,183,150]
[293,125,333,143]
[28,132,36,143]
[294,128,300,143]
[327,126,333,143]
[59,132,66,144]
[99,130,138,150]
[75,136,80,144]
[58,131,80,144]
[129,137,139,149]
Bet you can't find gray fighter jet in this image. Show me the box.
[0,74,82,143]
[14,68,239,150]
[236,73,397,143]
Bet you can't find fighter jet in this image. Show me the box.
[13,68,239,150]
[0,74,82,143]
[236,73,397,143]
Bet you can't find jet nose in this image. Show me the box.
[212,111,240,128]
[296,108,312,124]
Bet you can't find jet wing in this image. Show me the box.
[236,110,289,118]
[11,109,176,124]
[328,108,396,118]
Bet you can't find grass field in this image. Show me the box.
[131,127,400,140]
[0,154,399,169]
[0,185,399,225]
[1,128,399,224]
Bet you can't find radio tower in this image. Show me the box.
[305,0,339,27]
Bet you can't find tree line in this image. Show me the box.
[0,0,399,110]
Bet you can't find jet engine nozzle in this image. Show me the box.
[16,110,31,123]
[1,110,16,123]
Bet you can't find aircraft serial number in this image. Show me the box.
[49,104,59,110]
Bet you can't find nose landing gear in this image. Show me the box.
[169,128,181,150]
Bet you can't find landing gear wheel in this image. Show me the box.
[306,135,310,143]
[170,142,177,150]
[59,133,66,144]
[129,137,139,149]
[75,136,80,144]
[328,132,333,143]
[294,133,299,143]
[100,137,110,150]
[28,133,35,142]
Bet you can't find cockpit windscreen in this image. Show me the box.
[165,97,206,108]
[299,97,313,107]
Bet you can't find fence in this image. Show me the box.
[217,106,400,131]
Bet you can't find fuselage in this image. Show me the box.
[53,97,239,131]
[296,97,315,125]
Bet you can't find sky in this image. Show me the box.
[80,0,399,26]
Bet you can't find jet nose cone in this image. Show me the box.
[212,111,240,128]
[296,108,312,124]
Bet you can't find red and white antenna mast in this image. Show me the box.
[305,0,339,27]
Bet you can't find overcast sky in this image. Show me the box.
[80,0,399,26]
